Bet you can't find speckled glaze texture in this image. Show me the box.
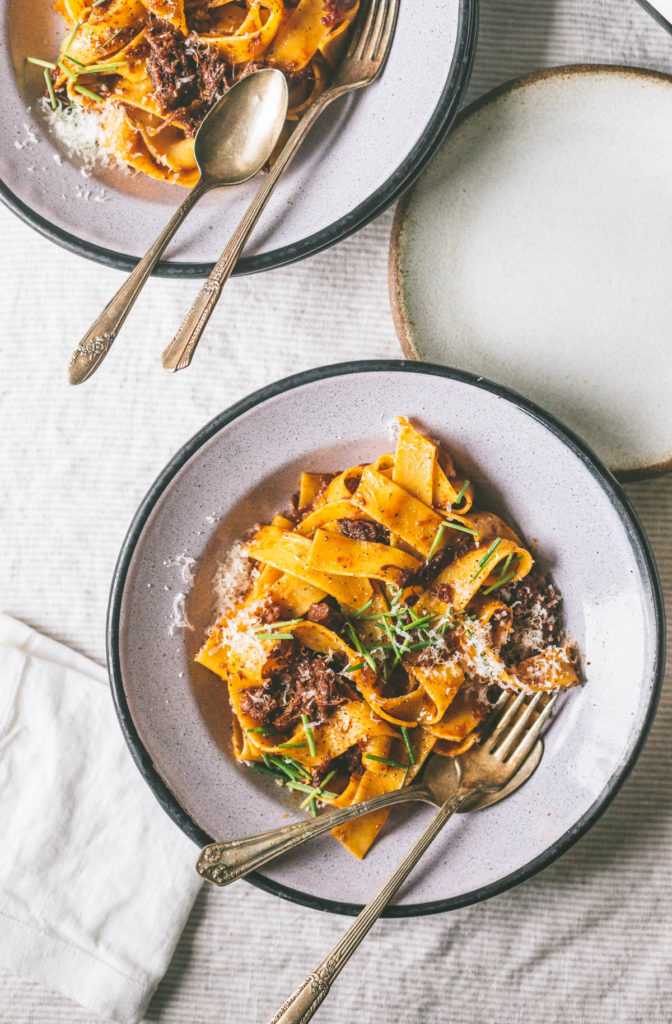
[0,0,476,275]
[108,362,664,916]
[390,66,672,479]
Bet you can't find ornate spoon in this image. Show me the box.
[67,68,288,385]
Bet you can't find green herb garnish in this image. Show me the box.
[27,57,57,69]
[365,754,409,770]
[301,713,316,756]
[453,479,470,507]
[401,726,416,765]
[74,84,104,101]
[44,68,57,109]
[427,521,446,560]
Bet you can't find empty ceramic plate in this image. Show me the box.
[390,66,672,478]
[108,362,663,917]
[1,0,476,275]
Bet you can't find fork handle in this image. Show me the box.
[197,785,431,886]
[68,178,208,385]
[267,790,470,1024]
[161,85,349,372]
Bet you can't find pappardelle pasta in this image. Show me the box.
[32,0,359,185]
[197,418,580,858]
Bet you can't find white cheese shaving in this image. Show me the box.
[168,591,193,636]
[212,540,257,619]
[38,97,123,175]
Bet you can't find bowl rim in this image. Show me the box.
[388,62,672,483]
[0,0,477,279]
[106,359,666,917]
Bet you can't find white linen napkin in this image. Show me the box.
[0,613,202,1024]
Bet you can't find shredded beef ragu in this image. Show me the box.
[145,17,229,134]
[306,596,344,632]
[239,646,350,731]
[312,744,364,787]
[321,0,358,28]
[499,569,563,664]
[337,518,390,544]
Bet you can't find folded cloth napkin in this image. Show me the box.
[0,613,202,1023]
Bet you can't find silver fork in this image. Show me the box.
[161,0,400,372]
[197,698,544,887]
[265,691,556,1024]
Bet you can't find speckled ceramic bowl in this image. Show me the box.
[389,65,672,479]
[0,0,476,276]
[107,361,664,917]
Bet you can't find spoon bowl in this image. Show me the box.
[196,69,289,186]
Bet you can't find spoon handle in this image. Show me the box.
[161,97,328,372]
[68,179,207,385]
[266,790,468,1024]
[196,785,431,887]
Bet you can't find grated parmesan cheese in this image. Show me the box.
[212,539,258,619]
[164,553,197,586]
[169,591,193,636]
[39,97,124,175]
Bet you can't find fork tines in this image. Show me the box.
[487,690,558,764]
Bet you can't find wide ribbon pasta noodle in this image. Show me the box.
[196,417,581,858]
[40,0,359,185]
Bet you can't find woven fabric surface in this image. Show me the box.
[2,1,672,1021]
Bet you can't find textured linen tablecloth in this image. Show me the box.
[2,1,672,1021]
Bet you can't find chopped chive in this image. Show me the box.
[261,753,274,769]
[251,763,285,780]
[27,57,57,69]
[247,727,274,734]
[254,632,294,641]
[427,521,446,560]
[365,753,409,770]
[453,479,470,507]
[284,780,338,798]
[58,59,77,80]
[74,84,104,101]
[345,622,376,672]
[301,713,316,756]
[299,768,338,809]
[478,538,502,568]
[253,619,301,631]
[401,726,416,765]
[445,520,478,537]
[344,661,365,673]
[282,755,312,779]
[64,20,80,55]
[276,742,307,749]
[352,598,374,618]
[307,797,318,816]
[483,571,518,595]
[406,614,436,630]
[44,68,57,109]
[92,0,109,5]
[498,551,514,580]
[98,26,123,49]
[267,756,300,781]
[401,765,411,787]
[407,640,433,652]
[65,56,86,68]
[81,62,124,74]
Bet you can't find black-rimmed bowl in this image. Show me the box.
[107,361,664,916]
[1,0,477,276]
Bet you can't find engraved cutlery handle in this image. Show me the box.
[197,786,428,886]
[266,790,468,1024]
[161,96,329,372]
[68,179,207,385]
